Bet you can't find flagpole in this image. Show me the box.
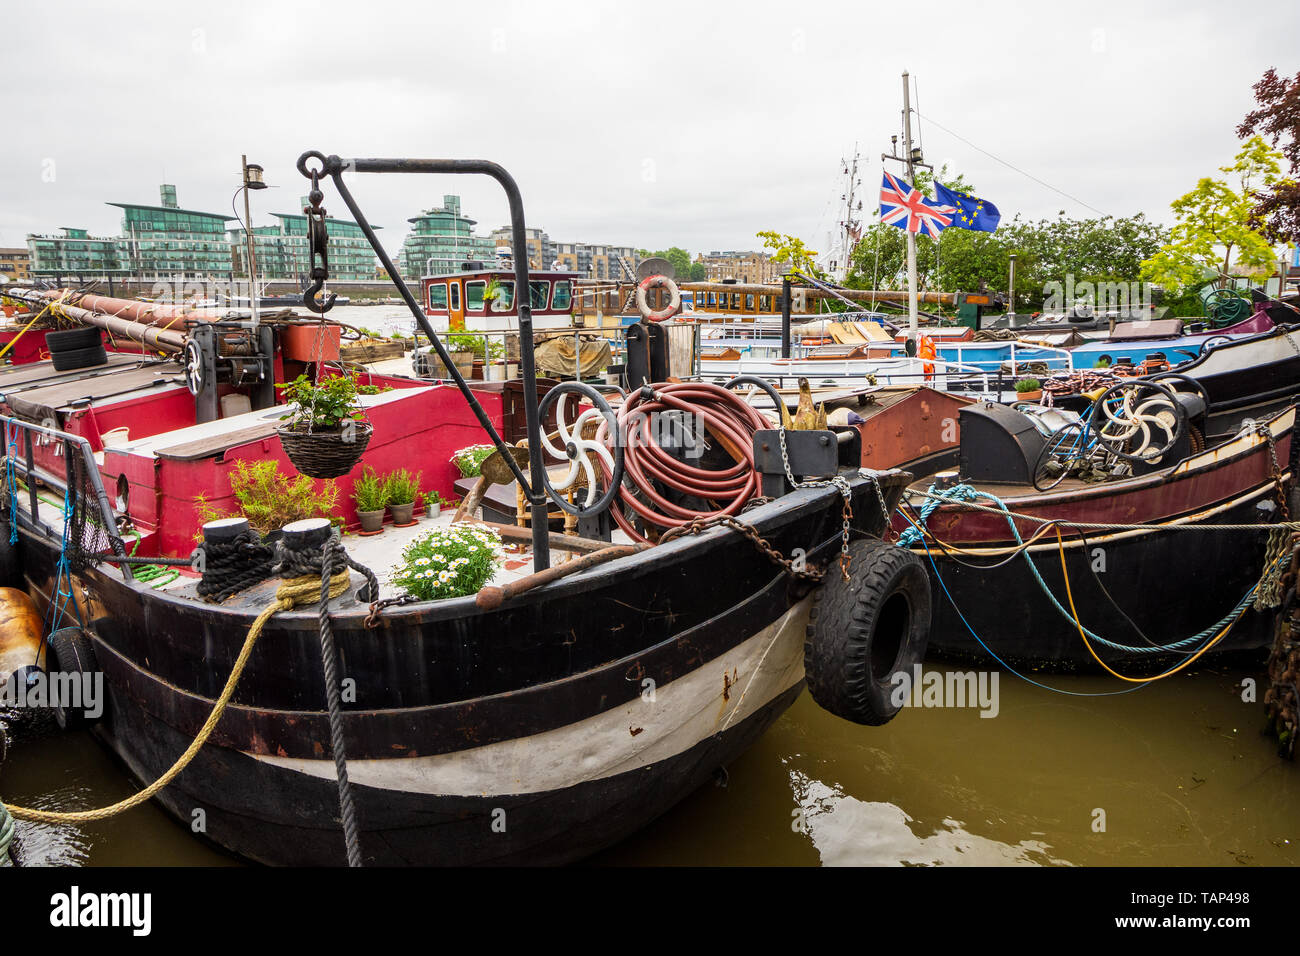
[902,71,919,337]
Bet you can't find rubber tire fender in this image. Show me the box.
[45,327,103,352]
[50,345,108,372]
[804,537,931,726]
[46,626,101,730]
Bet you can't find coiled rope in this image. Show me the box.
[195,529,277,602]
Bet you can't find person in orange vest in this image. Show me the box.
[918,334,936,380]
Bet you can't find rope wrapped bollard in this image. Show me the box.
[195,518,277,603]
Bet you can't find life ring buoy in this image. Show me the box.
[635,274,680,323]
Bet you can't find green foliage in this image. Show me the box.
[755,230,815,278]
[196,459,339,535]
[391,524,502,601]
[445,332,504,360]
[382,468,422,506]
[1014,377,1042,393]
[351,466,389,513]
[451,443,495,478]
[1141,136,1287,293]
[277,372,362,430]
[846,209,1168,312]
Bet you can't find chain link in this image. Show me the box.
[778,426,854,580]
[660,513,829,583]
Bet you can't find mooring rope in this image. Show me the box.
[899,481,1297,655]
[1,570,349,826]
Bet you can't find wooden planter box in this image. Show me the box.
[340,340,405,363]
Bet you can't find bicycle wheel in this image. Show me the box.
[1032,422,1084,492]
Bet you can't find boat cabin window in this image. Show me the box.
[428,282,448,310]
[552,279,572,311]
[449,283,460,311]
[730,293,741,310]
[745,294,755,311]
[466,280,486,312]
[530,281,550,310]
[760,295,771,312]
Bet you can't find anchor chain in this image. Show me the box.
[661,513,829,583]
[778,426,853,581]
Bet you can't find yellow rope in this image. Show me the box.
[1056,528,1236,682]
[5,570,350,825]
[0,305,53,363]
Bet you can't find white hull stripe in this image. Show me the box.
[253,597,812,797]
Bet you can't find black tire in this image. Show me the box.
[45,626,100,730]
[50,345,108,372]
[805,537,931,726]
[45,327,103,352]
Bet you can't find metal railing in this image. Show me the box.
[1,414,132,580]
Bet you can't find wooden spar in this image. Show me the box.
[4,288,187,352]
[678,281,957,306]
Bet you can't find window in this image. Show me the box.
[760,295,771,312]
[745,294,755,311]
[551,280,572,311]
[730,293,741,311]
[466,280,486,311]
[530,281,550,310]
[491,280,516,311]
[449,283,460,311]
[428,282,448,310]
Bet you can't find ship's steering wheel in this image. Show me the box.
[183,339,205,396]
[1089,379,1186,462]
[1139,370,1210,410]
[536,381,624,517]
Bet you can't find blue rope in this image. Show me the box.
[897,508,1149,697]
[4,423,18,545]
[899,482,1273,655]
[43,479,76,638]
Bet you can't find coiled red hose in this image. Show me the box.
[597,382,770,543]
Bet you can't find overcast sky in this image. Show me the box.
[3,0,1296,262]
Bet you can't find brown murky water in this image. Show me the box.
[3,655,1297,867]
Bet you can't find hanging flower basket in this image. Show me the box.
[277,420,373,479]
[275,372,372,478]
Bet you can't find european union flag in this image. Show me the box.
[934,182,1001,232]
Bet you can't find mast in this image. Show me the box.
[837,146,862,282]
[901,71,918,336]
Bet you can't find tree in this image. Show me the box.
[755,230,817,277]
[638,246,693,280]
[1238,68,1300,242]
[1141,136,1285,292]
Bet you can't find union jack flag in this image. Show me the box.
[879,171,957,238]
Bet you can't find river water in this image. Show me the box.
[3,654,1296,867]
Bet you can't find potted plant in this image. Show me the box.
[445,332,481,378]
[419,490,444,519]
[383,468,422,526]
[390,525,503,601]
[1013,377,1043,403]
[451,444,496,478]
[352,466,389,533]
[276,372,373,478]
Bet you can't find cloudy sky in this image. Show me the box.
[3,0,1295,261]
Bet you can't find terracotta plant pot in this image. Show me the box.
[1016,390,1042,403]
[357,509,385,533]
[390,502,415,526]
